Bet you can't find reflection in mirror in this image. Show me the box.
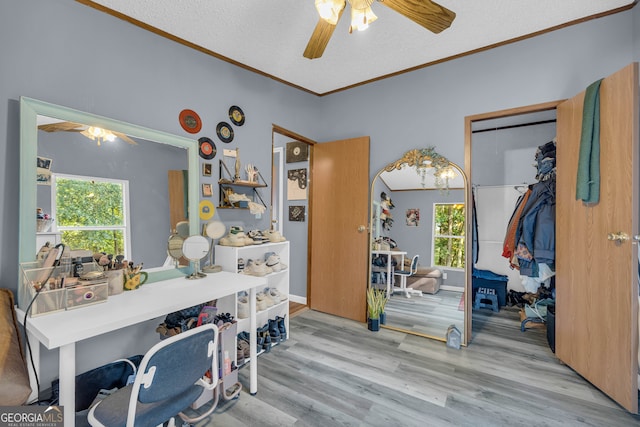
[369,148,467,344]
[20,97,199,291]
[37,122,188,268]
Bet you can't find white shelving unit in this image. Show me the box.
[215,241,290,362]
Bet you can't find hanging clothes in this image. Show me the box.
[502,187,532,267]
[503,140,556,281]
[576,78,603,204]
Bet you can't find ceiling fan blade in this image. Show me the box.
[114,132,137,145]
[38,121,85,132]
[380,0,456,34]
[303,6,345,60]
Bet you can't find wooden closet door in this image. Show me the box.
[309,137,370,322]
[556,63,639,413]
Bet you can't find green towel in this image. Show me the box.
[576,78,603,204]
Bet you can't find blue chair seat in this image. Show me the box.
[90,383,204,427]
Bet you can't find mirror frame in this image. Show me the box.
[19,96,200,286]
[368,148,470,346]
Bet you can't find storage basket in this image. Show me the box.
[36,218,54,232]
[19,260,108,316]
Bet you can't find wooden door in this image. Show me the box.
[556,63,639,413]
[309,137,370,322]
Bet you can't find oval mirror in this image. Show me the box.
[368,148,468,344]
[167,234,185,266]
[182,235,209,280]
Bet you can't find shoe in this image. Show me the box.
[257,324,271,352]
[256,292,268,311]
[238,331,251,357]
[237,295,249,319]
[243,259,272,277]
[276,315,287,341]
[267,287,287,303]
[263,229,286,243]
[247,229,269,245]
[268,318,281,344]
[237,258,245,273]
[219,226,248,247]
[259,291,276,307]
[265,254,286,272]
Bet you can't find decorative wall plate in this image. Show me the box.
[199,200,215,220]
[216,122,234,143]
[198,137,217,159]
[228,106,245,126]
[179,109,202,134]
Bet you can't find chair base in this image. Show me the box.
[392,287,422,298]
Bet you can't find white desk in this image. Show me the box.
[371,250,406,296]
[17,271,266,427]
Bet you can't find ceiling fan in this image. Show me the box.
[304,0,456,59]
[38,121,137,146]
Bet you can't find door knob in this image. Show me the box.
[607,232,629,243]
[357,225,368,233]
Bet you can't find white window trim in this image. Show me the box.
[430,202,465,271]
[51,173,132,259]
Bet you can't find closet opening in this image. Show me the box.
[464,101,563,344]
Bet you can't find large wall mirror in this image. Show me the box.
[368,148,468,344]
[19,97,200,292]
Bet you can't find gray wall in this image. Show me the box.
[2,1,640,384]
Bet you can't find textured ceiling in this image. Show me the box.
[82,0,633,95]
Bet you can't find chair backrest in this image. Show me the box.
[127,323,218,422]
[409,255,419,275]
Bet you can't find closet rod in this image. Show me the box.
[472,119,556,134]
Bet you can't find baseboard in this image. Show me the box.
[289,294,307,305]
[441,285,464,292]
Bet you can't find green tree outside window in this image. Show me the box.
[433,203,465,269]
[54,175,128,256]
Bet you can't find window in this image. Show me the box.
[52,174,130,257]
[432,203,465,269]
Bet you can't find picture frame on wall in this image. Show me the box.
[287,168,307,200]
[202,183,213,197]
[202,162,212,177]
[289,205,305,222]
[286,141,308,163]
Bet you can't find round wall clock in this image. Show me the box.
[179,109,202,134]
[228,106,245,126]
[216,121,234,143]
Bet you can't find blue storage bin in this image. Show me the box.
[472,268,508,308]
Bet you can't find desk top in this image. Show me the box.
[16,271,266,349]
[371,250,407,255]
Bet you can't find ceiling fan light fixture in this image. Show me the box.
[85,126,117,146]
[349,4,377,32]
[315,0,345,25]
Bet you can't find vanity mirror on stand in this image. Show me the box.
[19,97,200,293]
[368,148,469,344]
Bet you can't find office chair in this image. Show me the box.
[393,254,422,298]
[88,323,220,427]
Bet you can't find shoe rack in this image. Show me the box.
[215,241,290,361]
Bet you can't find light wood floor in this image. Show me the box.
[194,307,640,426]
